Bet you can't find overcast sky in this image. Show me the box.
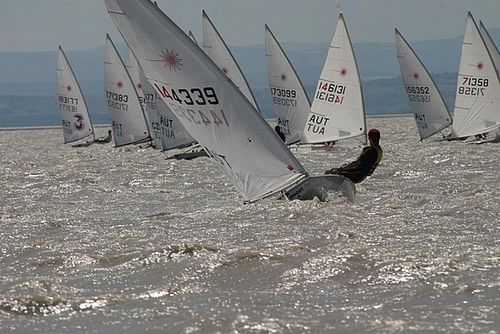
[0,0,499,52]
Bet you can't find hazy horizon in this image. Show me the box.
[0,0,499,52]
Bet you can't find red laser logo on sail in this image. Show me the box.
[161,49,183,71]
[222,67,230,75]
[281,74,287,81]
[477,62,483,70]
[413,73,419,79]
[340,68,348,76]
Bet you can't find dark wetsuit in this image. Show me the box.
[96,132,112,144]
[275,126,286,142]
[326,144,383,183]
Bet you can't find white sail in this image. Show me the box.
[125,47,162,148]
[139,70,196,151]
[202,10,260,112]
[104,0,309,202]
[265,24,311,145]
[452,12,500,138]
[56,46,94,144]
[104,34,151,147]
[395,29,452,140]
[302,13,366,144]
[479,21,500,77]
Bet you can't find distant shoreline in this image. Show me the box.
[0,114,413,131]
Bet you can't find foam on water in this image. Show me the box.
[0,117,499,333]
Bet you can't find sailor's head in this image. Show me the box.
[368,128,380,144]
[108,130,112,134]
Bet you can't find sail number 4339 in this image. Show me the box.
[155,84,219,105]
[154,84,228,127]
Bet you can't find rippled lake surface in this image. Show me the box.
[1,116,499,333]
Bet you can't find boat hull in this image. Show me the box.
[284,175,356,202]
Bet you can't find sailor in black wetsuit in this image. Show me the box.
[95,130,113,144]
[325,128,383,184]
[275,125,286,142]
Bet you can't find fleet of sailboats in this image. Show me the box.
[52,3,499,203]
[103,0,355,203]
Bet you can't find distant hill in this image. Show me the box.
[0,28,498,127]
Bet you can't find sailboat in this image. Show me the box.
[451,12,500,140]
[265,24,311,145]
[202,10,260,112]
[475,21,500,143]
[104,34,151,147]
[104,0,355,203]
[56,46,95,146]
[301,12,366,145]
[124,47,162,149]
[395,29,453,141]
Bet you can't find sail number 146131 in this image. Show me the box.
[315,81,346,104]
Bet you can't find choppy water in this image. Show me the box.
[1,116,499,333]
